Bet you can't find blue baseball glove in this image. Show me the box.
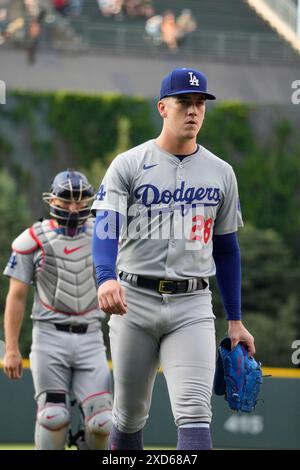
[213,337,262,413]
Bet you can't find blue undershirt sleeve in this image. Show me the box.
[212,232,242,321]
[92,210,123,287]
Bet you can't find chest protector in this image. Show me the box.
[31,219,98,315]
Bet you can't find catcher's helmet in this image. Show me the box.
[43,170,94,231]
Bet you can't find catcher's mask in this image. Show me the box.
[43,170,94,233]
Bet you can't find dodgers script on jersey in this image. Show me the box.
[91,139,243,280]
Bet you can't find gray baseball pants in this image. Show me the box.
[109,282,216,433]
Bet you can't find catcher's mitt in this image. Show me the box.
[213,337,262,413]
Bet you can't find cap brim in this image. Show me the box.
[160,90,216,100]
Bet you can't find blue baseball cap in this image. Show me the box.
[159,68,216,100]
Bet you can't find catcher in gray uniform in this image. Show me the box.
[92,68,256,450]
[3,170,112,450]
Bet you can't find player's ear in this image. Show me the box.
[157,100,168,118]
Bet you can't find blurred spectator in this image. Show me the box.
[0,0,48,62]
[123,0,139,17]
[96,0,154,21]
[145,13,162,45]
[24,0,40,17]
[0,8,8,44]
[1,0,25,45]
[161,10,178,51]
[24,1,47,64]
[53,0,69,16]
[146,9,197,52]
[26,17,41,62]
[97,0,123,18]
[123,0,153,18]
[0,0,86,54]
[138,0,154,19]
[177,8,197,43]
[69,0,84,17]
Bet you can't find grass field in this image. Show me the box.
[0,444,35,450]
[0,444,174,450]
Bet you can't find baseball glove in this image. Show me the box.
[213,337,262,413]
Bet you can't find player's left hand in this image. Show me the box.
[227,320,255,356]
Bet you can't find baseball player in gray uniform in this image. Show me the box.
[3,170,112,450]
[91,68,255,450]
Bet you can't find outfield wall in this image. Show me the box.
[0,366,299,449]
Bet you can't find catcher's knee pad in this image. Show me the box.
[35,392,71,450]
[81,392,113,450]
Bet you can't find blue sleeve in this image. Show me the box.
[92,210,123,287]
[212,232,242,321]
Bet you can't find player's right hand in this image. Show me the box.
[97,279,128,315]
[3,350,23,380]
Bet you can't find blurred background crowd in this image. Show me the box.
[0,0,198,59]
[0,0,299,64]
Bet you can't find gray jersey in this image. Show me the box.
[3,219,104,324]
[91,139,243,280]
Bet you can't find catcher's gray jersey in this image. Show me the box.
[3,219,104,324]
[91,139,243,280]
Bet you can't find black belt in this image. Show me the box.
[54,323,88,334]
[120,272,208,294]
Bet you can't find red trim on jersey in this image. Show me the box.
[38,297,98,316]
[81,391,112,432]
[29,226,43,248]
[81,392,111,405]
[11,227,39,254]
[49,219,57,230]
[29,226,46,273]
[39,422,71,432]
[38,403,68,413]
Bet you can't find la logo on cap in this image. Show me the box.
[188,72,199,87]
[159,67,216,100]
